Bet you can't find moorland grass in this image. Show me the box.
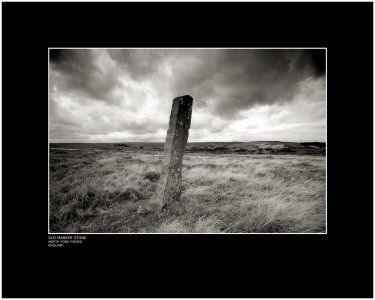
[49,149,326,233]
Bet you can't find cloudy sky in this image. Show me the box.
[49,48,326,143]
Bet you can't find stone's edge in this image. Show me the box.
[173,95,193,101]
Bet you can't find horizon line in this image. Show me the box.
[49,140,326,144]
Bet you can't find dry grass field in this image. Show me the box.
[49,145,326,233]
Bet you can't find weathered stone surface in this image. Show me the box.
[157,95,193,212]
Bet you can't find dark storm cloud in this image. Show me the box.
[51,48,325,116]
[50,49,121,102]
[305,49,326,76]
[163,49,325,118]
[49,48,326,142]
[49,49,64,63]
[107,49,166,79]
[105,48,326,117]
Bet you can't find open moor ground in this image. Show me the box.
[49,144,326,233]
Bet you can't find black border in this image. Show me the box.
[2,2,373,298]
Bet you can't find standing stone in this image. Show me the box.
[157,95,193,212]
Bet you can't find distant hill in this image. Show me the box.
[50,141,326,156]
[300,142,326,148]
[184,141,325,155]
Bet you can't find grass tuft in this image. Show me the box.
[194,216,222,233]
[156,219,188,233]
[143,171,160,182]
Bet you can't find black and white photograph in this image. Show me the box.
[49,48,326,233]
[2,1,373,298]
